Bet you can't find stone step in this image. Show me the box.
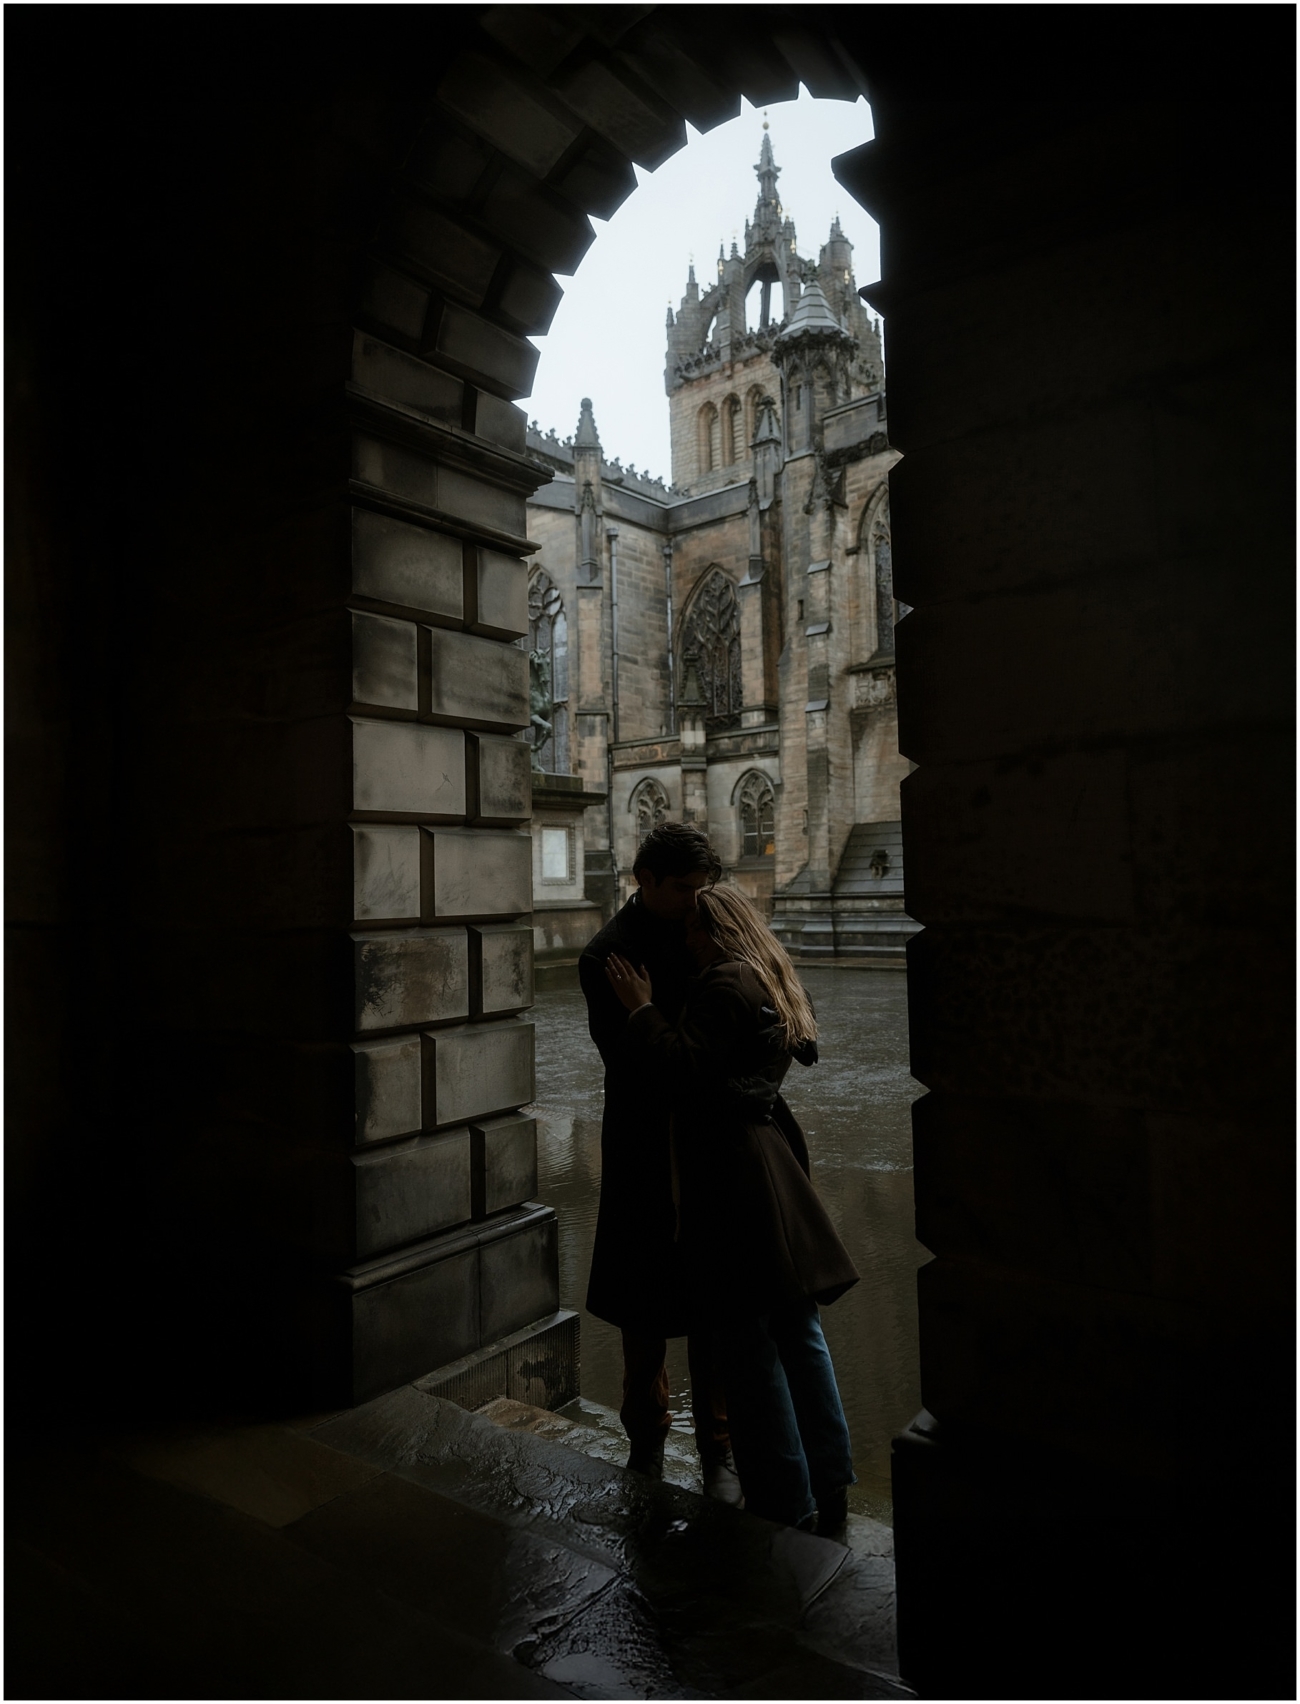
[309,1381,912,1698]
[10,1382,914,1699]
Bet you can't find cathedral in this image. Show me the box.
[524,130,915,961]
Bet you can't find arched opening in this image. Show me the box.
[697,399,719,472]
[12,12,1290,1699]
[735,769,777,858]
[678,567,743,728]
[745,269,785,331]
[630,775,670,842]
[720,393,741,465]
[745,383,767,450]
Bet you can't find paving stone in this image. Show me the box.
[493,1392,705,1493]
[108,1422,381,1528]
[312,1386,851,1618]
[286,1469,617,1656]
[9,1454,567,1700]
[6,1538,186,1702]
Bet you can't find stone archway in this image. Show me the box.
[10,9,1291,1696]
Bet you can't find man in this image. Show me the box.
[579,822,739,1500]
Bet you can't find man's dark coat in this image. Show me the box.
[579,893,696,1335]
[626,959,859,1321]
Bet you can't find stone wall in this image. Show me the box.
[11,8,1291,1695]
[668,348,782,493]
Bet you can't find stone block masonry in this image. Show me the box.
[14,18,1286,1698]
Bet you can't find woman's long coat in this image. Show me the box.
[626,959,859,1322]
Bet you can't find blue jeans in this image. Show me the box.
[716,1297,855,1529]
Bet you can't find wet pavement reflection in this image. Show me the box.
[530,965,927,1523]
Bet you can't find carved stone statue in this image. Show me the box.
[529,649,553,769]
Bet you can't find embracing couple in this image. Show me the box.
[578,821,859,1535]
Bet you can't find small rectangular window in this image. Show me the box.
[541,826,570,882]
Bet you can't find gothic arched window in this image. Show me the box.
[679,569,743,729]
[745,385,765,451]
[871,497,896,656]
[736,770,776,858]
[721,394,740,466]
[631,777,669,844]
[698,401,718,473]
[527,568,569,773]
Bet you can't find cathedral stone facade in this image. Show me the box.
[526,132,915,961]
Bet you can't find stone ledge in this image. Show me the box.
[415,1308,579,1412]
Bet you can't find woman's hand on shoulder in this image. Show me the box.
[605,952,652,1012]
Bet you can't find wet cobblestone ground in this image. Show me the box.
[530,965,927,1523]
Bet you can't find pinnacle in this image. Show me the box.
[575,397,601,449]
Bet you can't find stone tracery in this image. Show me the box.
[630,776,669,843]
[736,769,776,858]
[679,569,743,728]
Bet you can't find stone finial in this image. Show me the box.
[751,394,782,447]
[755,129,780,195]
[575,397,601,449]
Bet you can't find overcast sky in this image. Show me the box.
[526,89,879,483]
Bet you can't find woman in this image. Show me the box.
[604,883,858,1535]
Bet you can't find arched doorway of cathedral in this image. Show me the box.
[15,13,1288,1698]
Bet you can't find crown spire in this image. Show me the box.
[755,128,780,204]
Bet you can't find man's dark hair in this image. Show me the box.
[632,821,721,883]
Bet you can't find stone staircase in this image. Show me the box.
[771,822,920,959]
[9,1382,912,1700]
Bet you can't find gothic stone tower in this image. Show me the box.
[665,131,883,498]
[525,128,914,954]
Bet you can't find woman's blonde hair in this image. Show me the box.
[696,884,817,1046]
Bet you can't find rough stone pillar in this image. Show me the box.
[837,70,1293,1701]
[738,482,768,721]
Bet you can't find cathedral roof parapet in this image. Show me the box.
[525,420,682,499]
